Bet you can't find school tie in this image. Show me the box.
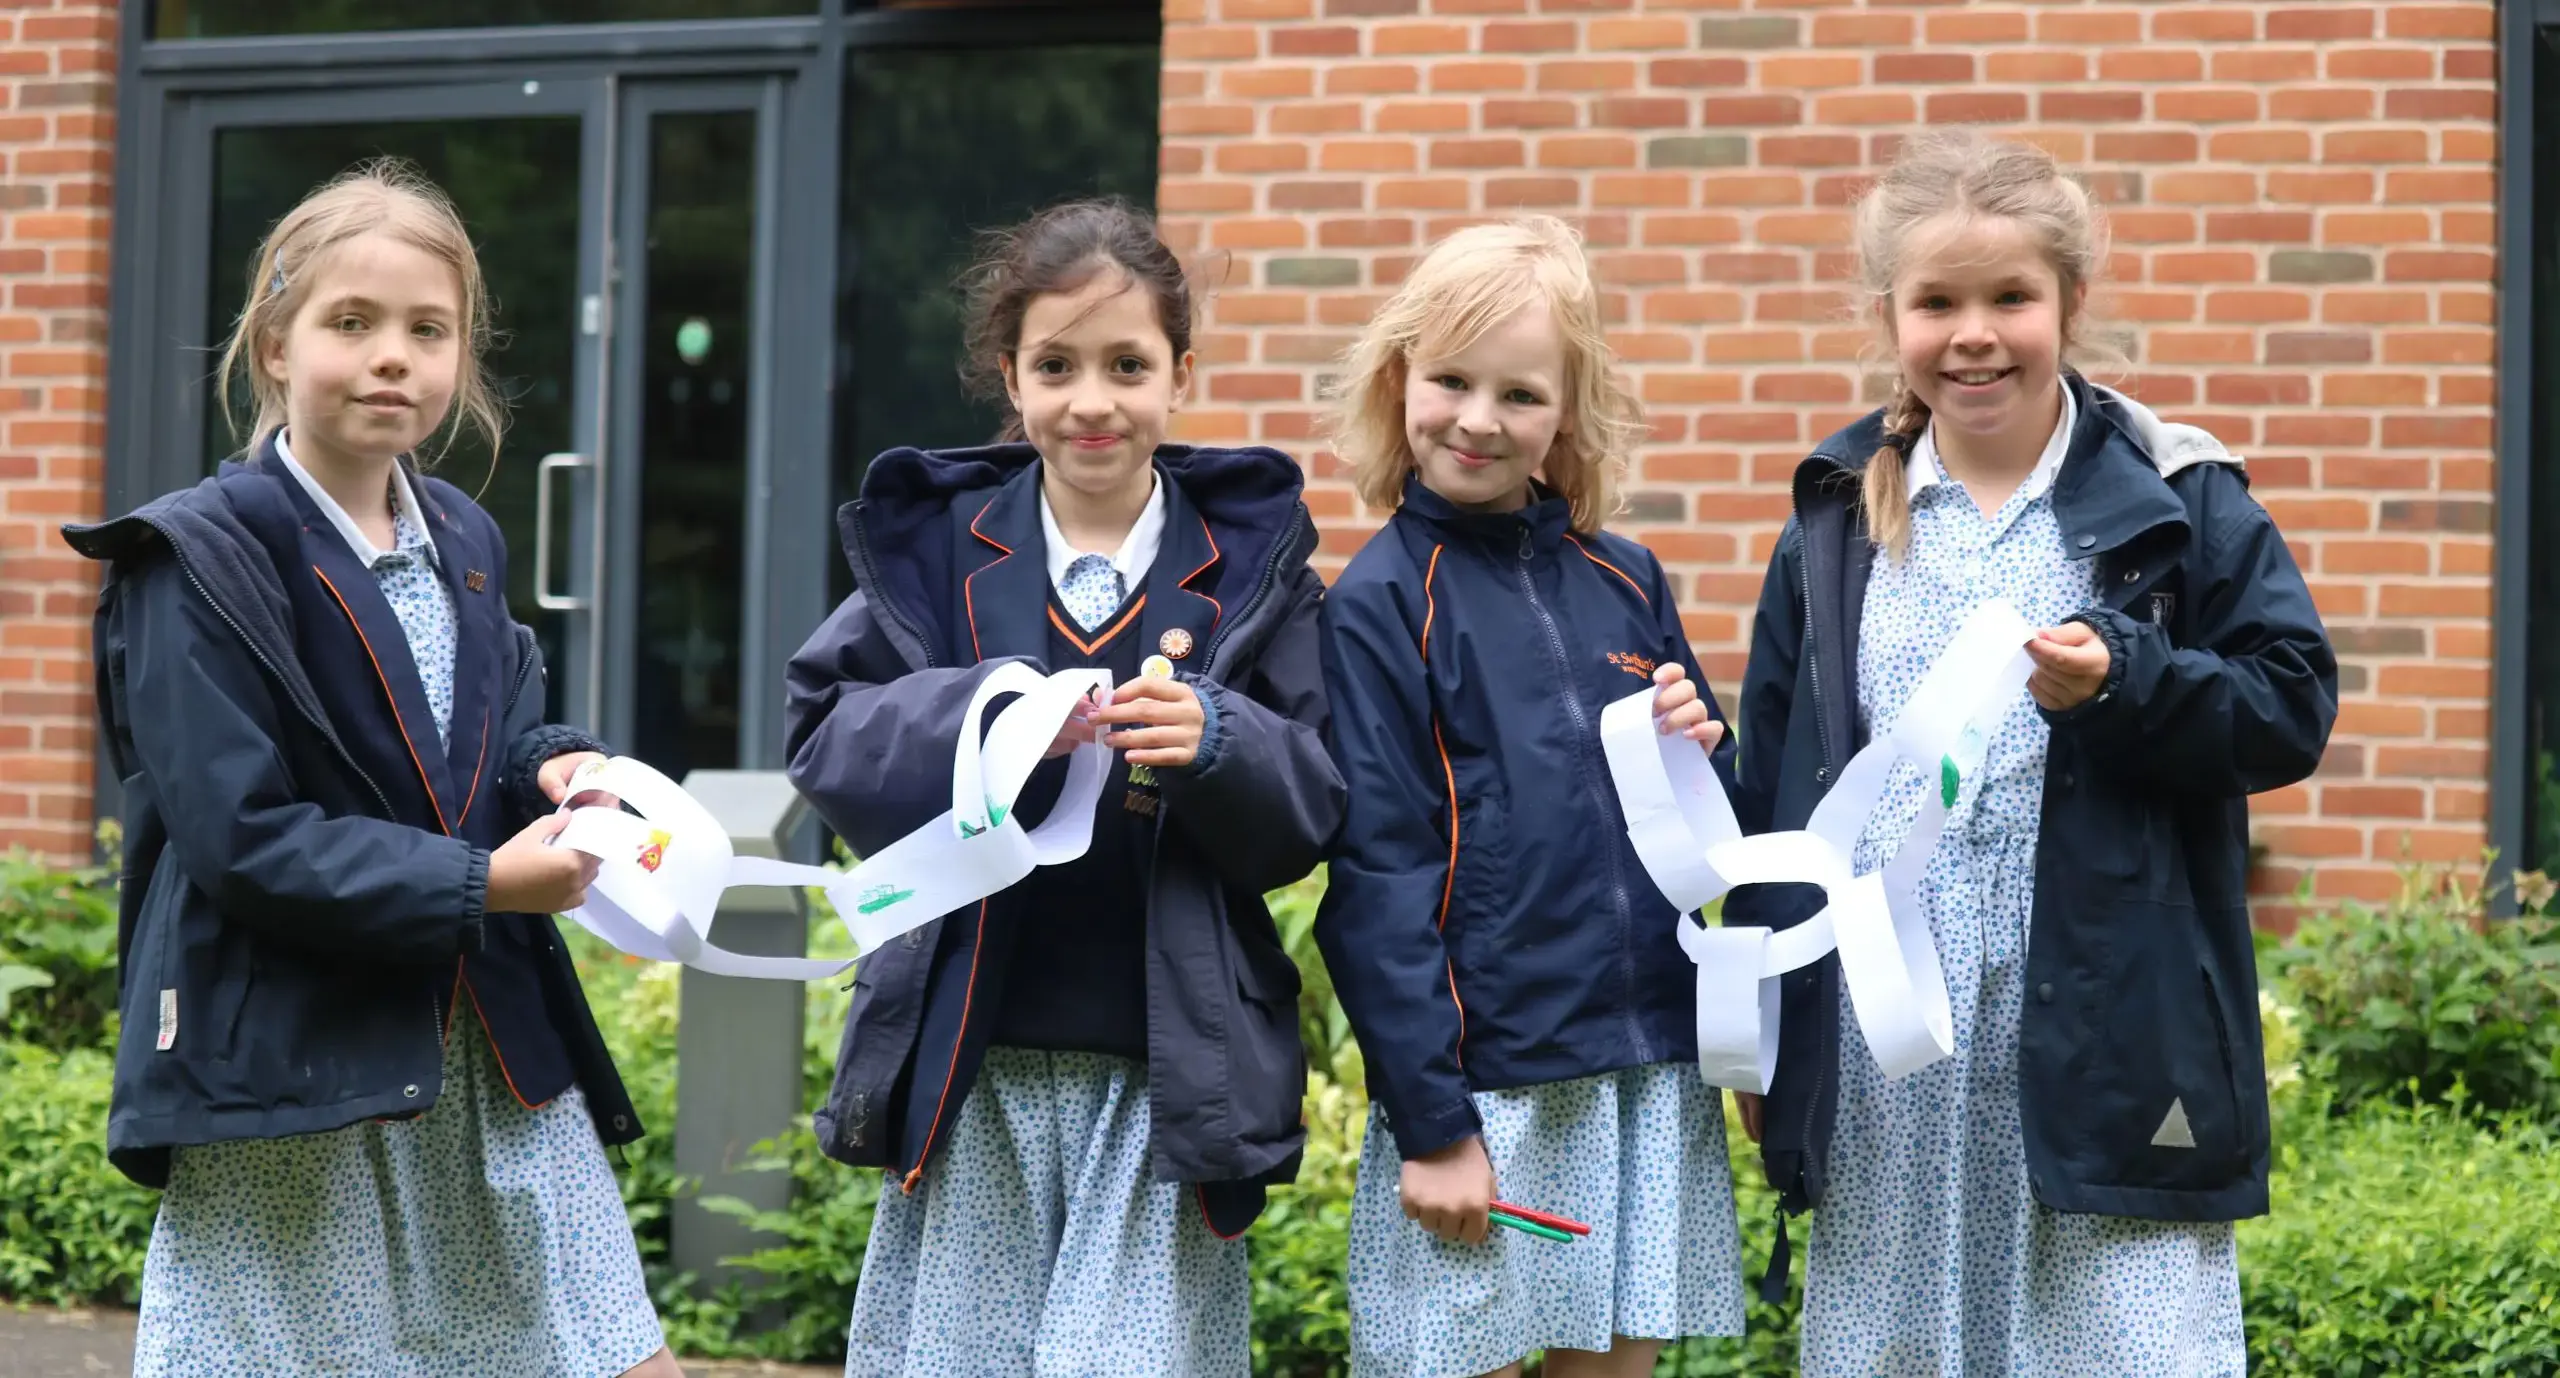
[1060,553,1126,633]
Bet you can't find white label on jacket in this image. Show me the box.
[157,988,177,1051]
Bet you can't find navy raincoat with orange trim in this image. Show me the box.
[785,443,1343,1235]
[63,438,640,1189]
[1314,476,1738,1161]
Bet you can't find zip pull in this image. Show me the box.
[1758,1202,1793,1304]
[1517,527,1533,562]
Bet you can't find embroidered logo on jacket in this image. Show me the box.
[1607,651,1658,681]
[1125,762,1161,818]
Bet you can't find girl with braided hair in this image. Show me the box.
[1724,128,2335,1374]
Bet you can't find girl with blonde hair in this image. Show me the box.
[64,159,678,1376]
[1314,215,1747,1378]
[1726,127,2335,1374]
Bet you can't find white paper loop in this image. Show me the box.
[551,666,1116,981]
[1601,600,2038,1094]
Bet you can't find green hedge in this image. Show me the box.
[9,855,2560,1375]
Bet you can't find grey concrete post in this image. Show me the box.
[672,769,814,1294]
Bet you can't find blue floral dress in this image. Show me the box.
[1797,398,2247,1377]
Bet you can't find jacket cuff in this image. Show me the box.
[505,723,611,821]
[1172,673,1228,778]
[1384,1092,1485,1161]
[458,845,491,953]
[2043,608,2133,728]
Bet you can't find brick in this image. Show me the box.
[2157,89,2261,123]
[2215,49,2320,82]
[1593,97,1690,129]
[2382,415,2493,450]
[2379,499,2493,533]
[2321,211,2434,244]
[2206,291,2311,324]
[2271,88,2374,121]
[2270,251,2375,283]
[2154,7,2259,41]
[1932,92,2030,125]
[2384,250,2495,282]
[1759,55,1866,89]
[1483,177,1580,209]
[2269,6,2377,39]
[1535,136,1634,169]
[2040,90,2145,123]
[1539,59,1638,92]
[1647,135,1749,170]
[1427,61,1529,93]
[1695,16,1800,49]
[1265,257,1361,287]
[1762,135,1862,168]
[2325,129,2432,162]
[2328,47,2436,81]
[2096,131,2199,164]
[2037,9,2142,43]
[1813,93,1914,126]
[2207,372,2313,404]
[1588,17,1687,50]
[1326,64,1420,95]
[2386,5,2492,40]
[1648,57,1748,88]
[2267,331,2374,365]
[2210,129,2314,162]
[2155,174,2259,205]
[1875,52,1971,84]
[1477,99,1575,130]
[1270,25,1358,57]
[2319,372,2429,406]
[2269,170,2376,203]
[2384,169,2494,204]
[1988,50,2088,84]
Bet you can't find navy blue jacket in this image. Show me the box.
[1316,477,1737,1160]
[62,441,636,1188]
[784,444,1344,1234]
[1728,375,2337,1237]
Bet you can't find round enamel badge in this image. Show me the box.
[1159,628,1195,659]
[1141,654,1176,681]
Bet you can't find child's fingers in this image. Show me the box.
[1651,661,1687,687]
[1651,678,1697,714]
[1107,727,1195,753]
[1092,697,1199,728]
[1687,719,1727,749]
[1111,676,1193,705]
[1657,700,1707,736]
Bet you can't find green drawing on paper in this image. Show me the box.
[856,886,915,915]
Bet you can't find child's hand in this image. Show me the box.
[540,751,616,810]
[1400,1135,1497,1245]
[1089,676,1206,769]
[1734,1091,1765,1145]
[1650,662,1727,753]
[2026,621,2112,712]
[1045,694,1100,759]
[487,813,602,916]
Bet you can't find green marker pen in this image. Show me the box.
[1488,1212,1574,1244]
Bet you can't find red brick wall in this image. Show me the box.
[0,0,117,862]
[1159,0,2501,917]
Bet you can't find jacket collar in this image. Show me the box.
[1392,473,1575,554]
[1798,373,2222,560]
[959,459,1224,668]
[851,441,1307,673]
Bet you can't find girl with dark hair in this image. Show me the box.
[785,197,1345,1376]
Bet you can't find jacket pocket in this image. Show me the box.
[2067,903,2249,1191]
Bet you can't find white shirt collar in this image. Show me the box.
[1039,467,1166,593]
[273,429,440,570]
[1906,381,2078,509]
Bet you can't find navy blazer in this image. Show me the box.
[63,439,635,1186]
[785,443,1344,1235]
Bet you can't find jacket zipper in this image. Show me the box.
[1793,487,1839,1215]
[1513,526,1649,1065]
[1199,504,1310,676]
[845,506,938,669]
[499,623,538,723]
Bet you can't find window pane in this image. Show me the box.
[631,111,757,778]
[2529,35,2560,873]
[830,42,1159,603]
[156,0,811,40]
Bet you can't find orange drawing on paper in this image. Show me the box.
[636,829,673,873]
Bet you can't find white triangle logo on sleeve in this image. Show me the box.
[2151,1097,2196,1149]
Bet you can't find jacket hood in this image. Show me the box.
[841,443,1312,666]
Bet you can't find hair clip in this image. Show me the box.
[269,254,288,295]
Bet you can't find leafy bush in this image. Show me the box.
[0,1041,159,1305]
[0,826,122,1051]
[2273,858,2560,1123]
[2240,1089,2560,1375]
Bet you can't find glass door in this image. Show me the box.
[152,75,784,774]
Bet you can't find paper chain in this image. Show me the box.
[550,664,1116,981]
[1599,600,2039,1094]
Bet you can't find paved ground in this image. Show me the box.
[0,1305,836,1377]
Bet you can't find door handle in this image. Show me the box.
[535,451,594,611]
